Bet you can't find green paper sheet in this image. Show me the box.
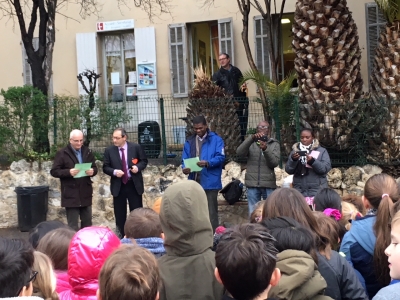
[73,163,93,178]
[183,157,203,172]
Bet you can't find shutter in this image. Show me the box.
[22,37,39,85]
[76,32,98,95]
[254,17,271,78]
[366,3,387,88]
[135,27,159,124]
[218,18,234,65]
[168,24,188,98]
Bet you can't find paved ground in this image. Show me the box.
[0,228,29,241]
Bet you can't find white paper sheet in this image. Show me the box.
[111,72,120,85]
[128,71,137,84]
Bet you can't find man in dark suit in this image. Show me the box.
[103,128,148,237]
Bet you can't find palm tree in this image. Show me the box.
[369,0,400,162]
[292,0,363,150]
[240,70,297,155]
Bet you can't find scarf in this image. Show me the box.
[298,141,314,165]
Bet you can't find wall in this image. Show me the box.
[0,0,376,98]
[0,159,388,230]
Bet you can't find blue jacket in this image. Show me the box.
[182,131,225,190]
[340,215,382,298]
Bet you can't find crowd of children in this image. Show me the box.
[1,173,400,300]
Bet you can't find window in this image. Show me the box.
[366,3,386,88]
[168,18,234,98]
[103,32,136,101]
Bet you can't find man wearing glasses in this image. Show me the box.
[51,129,97,231]
[236,121,280,215]
[212,53,249,141]
[0,237,38,298]
[103,127,148,238]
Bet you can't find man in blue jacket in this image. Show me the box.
[182,116,225,231]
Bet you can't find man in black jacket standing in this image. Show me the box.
[50,129,97,231]
[103,128,148,237]
[212,53,249,140]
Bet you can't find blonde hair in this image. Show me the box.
[339,201,361,231]
[33,251,59,300]
[250,200,265,223]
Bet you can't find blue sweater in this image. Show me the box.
[121,237,166,257]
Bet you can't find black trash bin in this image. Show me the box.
[138,121,161,158]
[14,186,49,232]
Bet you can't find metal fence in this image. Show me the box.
[50,94,400,168]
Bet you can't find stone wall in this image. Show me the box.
[0,160,391,229]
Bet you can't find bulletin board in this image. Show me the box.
[137,62,157,90]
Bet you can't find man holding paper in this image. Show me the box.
[182,116,225,231]
[50,129,97,231]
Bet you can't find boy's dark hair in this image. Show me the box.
[99,245,161,300]
[313,188,342,212]
[124,208,162,239]
[262,217,318,264]
[28,220,68,249]
[192,115,207,125]
[0,237,34,297]
[215,224,278,300]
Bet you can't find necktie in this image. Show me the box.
[120,148,128,184]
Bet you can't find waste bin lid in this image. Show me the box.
[15,186,49,195]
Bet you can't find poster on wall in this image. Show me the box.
[137,62,157,90]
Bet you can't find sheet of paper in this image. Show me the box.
[128,71,137,84]
[183,157,203,172]
[111,72,120,85]
[74,163,93,178]
[306,150,321,168]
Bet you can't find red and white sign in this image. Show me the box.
[96,19,134,32]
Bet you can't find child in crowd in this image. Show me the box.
[340,174,399,298]
[339,201,363,231]
[250,200,265,223]
[59,227,120,300]
[0,237,37,298]
[32,251,58,300]
[263,188,367,300]
[121,208,166,257]
[314,212,341,251]
[98,245,161,300]
[261,217,331,299]
[313,188,342,212]
[158,181,223,300]
[215,223,281,300]
[28,220,69,249]
[342,194,366,215]
[37,227,75,294]
[152,197,162,214]
[212,226,226,251]
[373,210,400,299]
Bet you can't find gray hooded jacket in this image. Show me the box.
[158,180,224,300]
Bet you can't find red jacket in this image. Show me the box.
[59,227,120,300]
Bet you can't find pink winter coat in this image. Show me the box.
[55,270,70,294]
[59,226,120,300]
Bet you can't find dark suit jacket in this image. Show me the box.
[50,144,98,207]
[103,142,148,197]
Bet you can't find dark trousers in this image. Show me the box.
[236,100,249,141]
[65,206,92,231]
[113,180,143,238]
[205,190,219,232]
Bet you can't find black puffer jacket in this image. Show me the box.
[212,65,246,98]
[317,251,368,300]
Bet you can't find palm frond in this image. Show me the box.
[375,0,400,23]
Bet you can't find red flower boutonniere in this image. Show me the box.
[132,158,138,164]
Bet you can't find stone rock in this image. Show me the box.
[227,162,241,179]
[362,164,382,176]
[10,159,30,174]
[142,173,154,186]
[161,164,175,175]
[328,168,342,188]
[343,166,362,186]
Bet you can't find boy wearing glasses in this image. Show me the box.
[0,237,41,298]
[236,121,280,215]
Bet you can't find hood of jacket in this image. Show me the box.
[292,139,321,152]
[61,227,120,299]
[160,180,213,256]
[269,250,330,300]
[345,215,376,255]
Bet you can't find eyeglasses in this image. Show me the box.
[257,126,269,129]
[16,271,38,296]
[218,57,228,61]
